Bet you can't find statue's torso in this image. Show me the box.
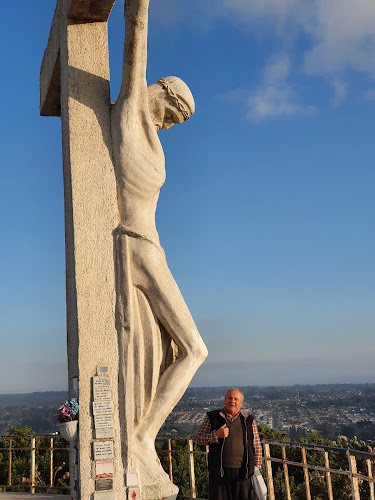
[112,103,166,245]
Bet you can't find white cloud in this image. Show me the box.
[213,0,312,32]
[248,86,299,121]
[151,0,375,82]
[304,0,375,77]
[330,79,348,107]
[220,54,315,121]
[264,54,291,83]
[219,0,375,78]
[245,54,314,121]
[157,0,375,112]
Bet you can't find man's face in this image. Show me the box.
[224,389,243,416]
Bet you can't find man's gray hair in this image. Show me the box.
[225,388,244,402]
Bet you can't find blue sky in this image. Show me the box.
[0,0,374,393]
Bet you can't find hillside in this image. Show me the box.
[0,391,68,435]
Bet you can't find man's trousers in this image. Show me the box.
[209,468,253,500]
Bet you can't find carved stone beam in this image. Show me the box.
[40,0,115,117]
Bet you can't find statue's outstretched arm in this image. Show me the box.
[117,0,150,105]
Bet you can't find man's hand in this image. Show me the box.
[216,424,229,439]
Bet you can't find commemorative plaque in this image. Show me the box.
[93,376,111,388]
[93,493,115,500]
[93,401,113,415]
[93,441,114,460]
[94,414,113,428]
[95,458,114,479]
[94,387,112,401]
[96,478,113,491]
[95,428,114,439]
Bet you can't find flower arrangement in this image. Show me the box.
[57,398,79,423]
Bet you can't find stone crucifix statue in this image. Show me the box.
[112,0,208,496]
[41,0,207,497]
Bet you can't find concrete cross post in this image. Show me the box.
[40,1,126,498]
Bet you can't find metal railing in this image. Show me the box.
[1,434,375,498]
[156,436,209,500]
[158,437,375,499]
[0,434,70,493]
[263,439,375,500]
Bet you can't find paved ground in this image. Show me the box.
[0,495,67,499]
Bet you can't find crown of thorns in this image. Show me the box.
[158,78,191,121]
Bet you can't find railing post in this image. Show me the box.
[187,438,196,499]
[50,437,54,488]
[282,445,292,500]
[301,447,311,500]
[168,439,173,483]
[8,438,12,487]
[324,451,333,500]
[347,451,360,500]
[367,458,375,500]
[264,443,275,500]
[30,437,36,494]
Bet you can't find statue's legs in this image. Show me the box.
[129,237,208,442]
[115,234,207,498]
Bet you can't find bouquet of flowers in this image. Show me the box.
[57,398,79,423]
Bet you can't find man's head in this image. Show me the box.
[224,388,244,417]
[148,76,195,131]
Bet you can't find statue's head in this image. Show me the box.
[148,76,195,131]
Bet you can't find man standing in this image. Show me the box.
[196,388,262,500]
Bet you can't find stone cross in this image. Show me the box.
[40,1,207,499]
[40,1,124,498]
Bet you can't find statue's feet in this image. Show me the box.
[133,435,178,499]
[133,435,161,478]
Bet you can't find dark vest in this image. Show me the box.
[207,410,255,478]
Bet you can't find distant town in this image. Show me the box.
[160,384,375,443]
[1,383,375,443]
